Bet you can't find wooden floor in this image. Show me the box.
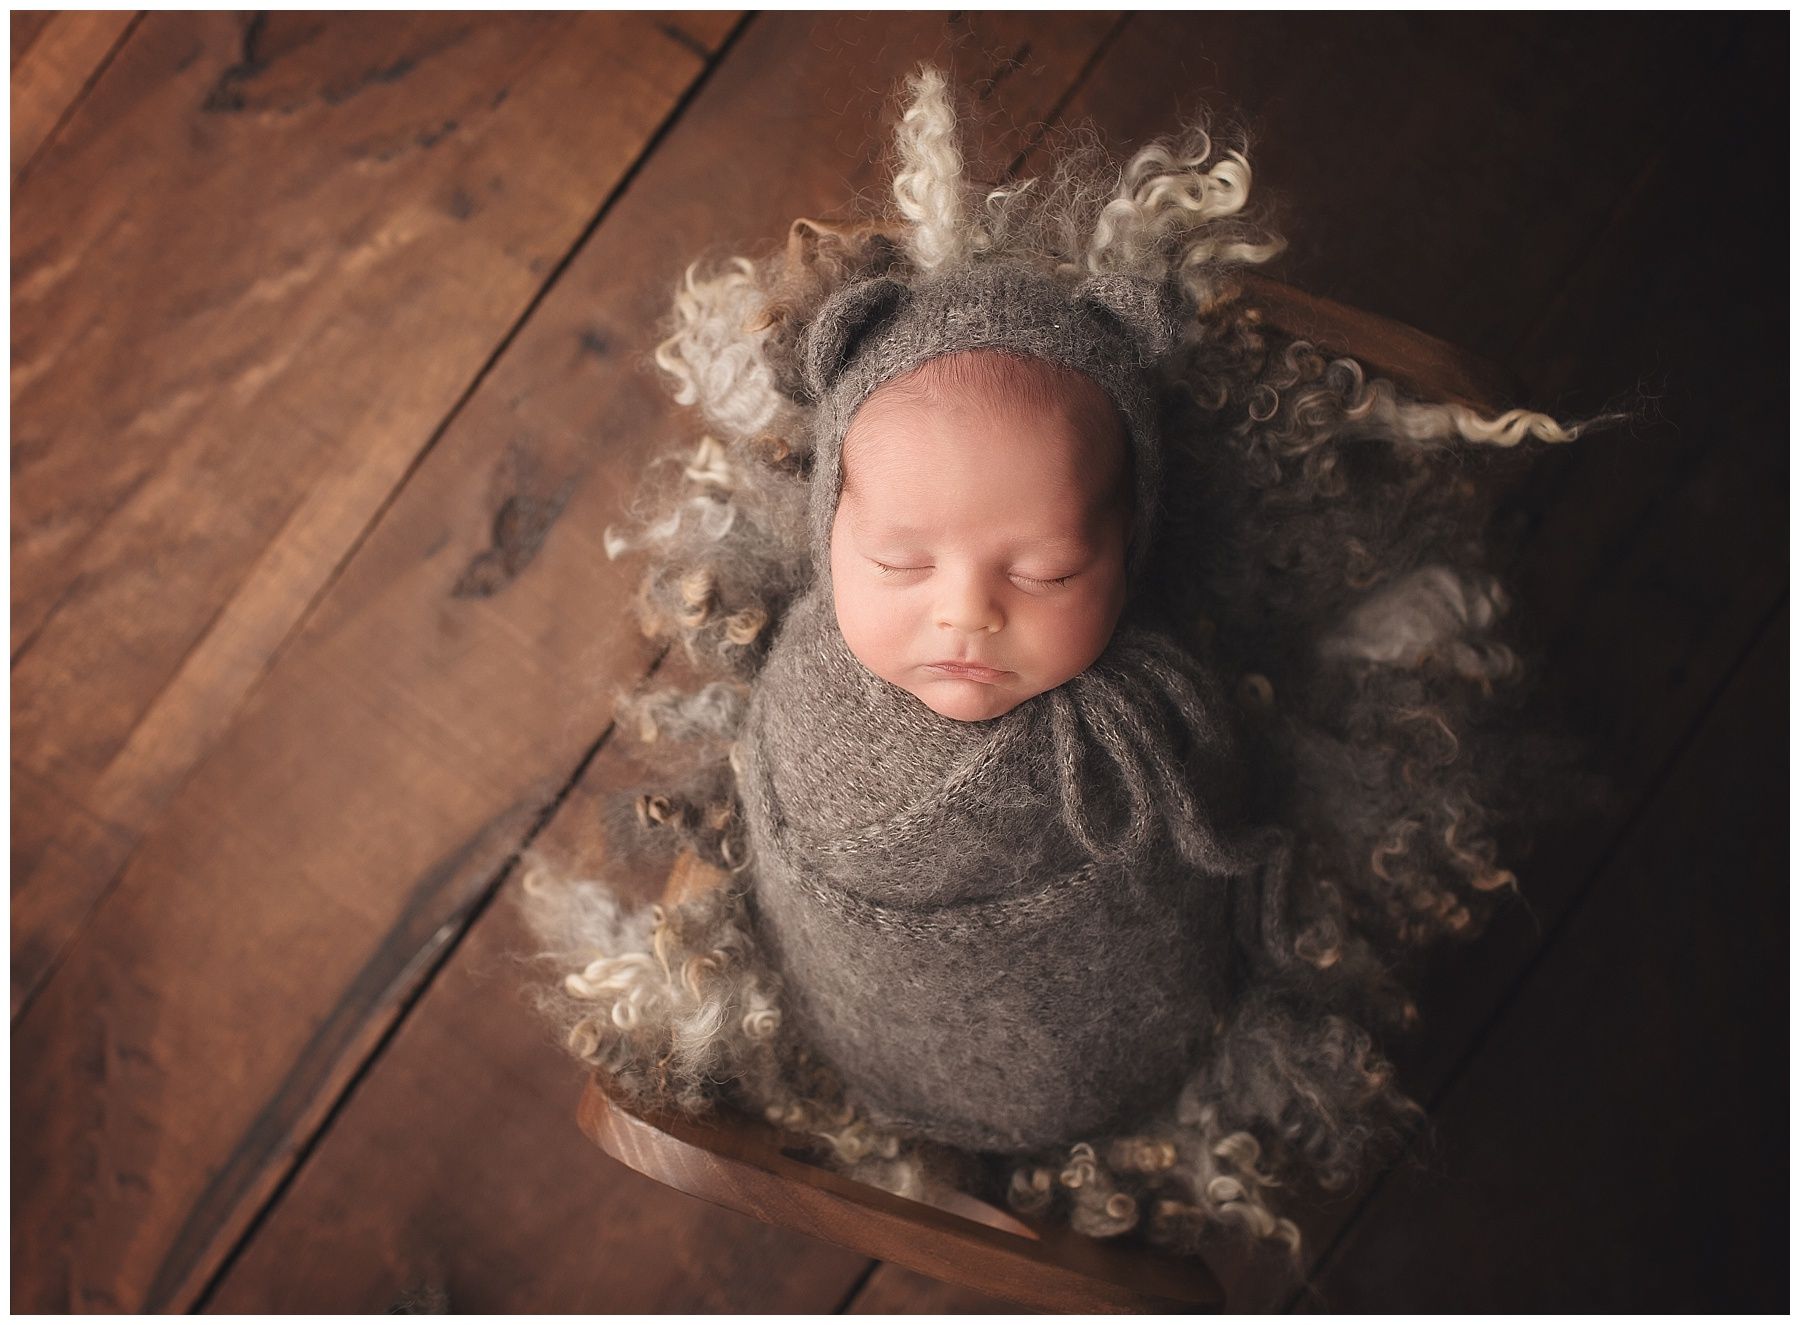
[11,12,1786,1313]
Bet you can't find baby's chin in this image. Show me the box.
[906,675,1034,722]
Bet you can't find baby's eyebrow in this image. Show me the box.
[846,508,926,540]
[1008,534,1095,557]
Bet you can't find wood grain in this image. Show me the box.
[12,10,58,65]
[199,871,879,1312]
[848,1263,1024,1314]
[10,10,741,1312]
[10,10,136,186]
[153,12,1121,1314]
[193,644,882,1313]
[11,11,733,1015]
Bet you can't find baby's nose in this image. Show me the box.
[935,579,1004,636]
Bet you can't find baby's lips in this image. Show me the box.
[921,662,1012,686]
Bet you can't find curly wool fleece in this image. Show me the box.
[735,584,1243,1152]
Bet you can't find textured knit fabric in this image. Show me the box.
[802,260,1182,584]
[734,584,1245,1153]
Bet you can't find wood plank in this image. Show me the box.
[10,11,735,1014]
[12,11,1116,1315]
[1302,613,1786,1310]
[1361,0,1785,1143]
[10,10,136,186]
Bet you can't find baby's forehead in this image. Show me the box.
[841,370,1132,552]
[845,350,1126,470]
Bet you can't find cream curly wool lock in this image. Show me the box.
[522,60,1597,1260]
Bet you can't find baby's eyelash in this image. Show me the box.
[868,559,1073,588]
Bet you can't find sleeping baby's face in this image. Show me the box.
[829,350,1131,722]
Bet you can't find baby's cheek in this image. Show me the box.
[832,572,909,681]
[1052,575,1128,679]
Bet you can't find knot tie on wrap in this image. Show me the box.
[1045,627,1245,876]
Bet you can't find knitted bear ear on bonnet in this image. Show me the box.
[1069,272,1183,364]
[801,275,912,402]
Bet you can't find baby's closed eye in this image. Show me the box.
[865,557,1076,589]
[1011,570,1077,589]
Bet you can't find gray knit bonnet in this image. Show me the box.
[800,261,1183,583]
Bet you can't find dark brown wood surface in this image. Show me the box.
[1300,614,1787,1312]
[12,11,1784,1314]
[12,9,738,1311]
[10,11,738,1017]
[10,10,135,187]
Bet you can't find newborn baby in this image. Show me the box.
[733,261,1247,1153]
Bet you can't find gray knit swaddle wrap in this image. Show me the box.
[736,588,1243,1153]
